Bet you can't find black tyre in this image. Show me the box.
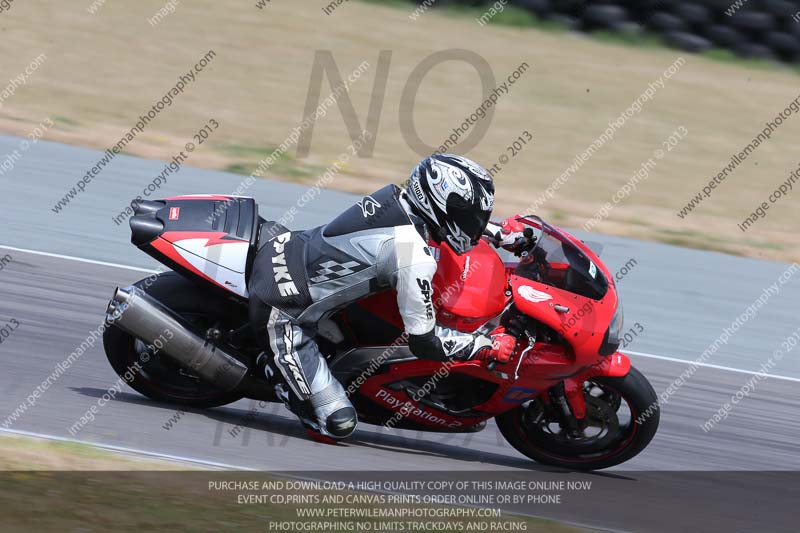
[103,272,246,408]
[671,4,712,28]
[729,11,776,33]
[617,21,646,38]
[705,24,746,47]
[630,0,671,11]
[581,5,629,31]
[647,12,689,33]
[628,0,682,13]
[510,0,552,17]
[551,0,588,17]
[766,31,800,60]
[548,13,580,30]
[734,42,778,59]
[762,0,796,18]
[664,31,714,53]
[497,366,660,471]
[785,20,800,40]
[696,0,740,15]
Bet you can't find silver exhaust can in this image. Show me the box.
[106,286,248,391]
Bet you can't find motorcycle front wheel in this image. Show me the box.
[496,366,660,470]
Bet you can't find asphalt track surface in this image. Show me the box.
[1,135,799,530]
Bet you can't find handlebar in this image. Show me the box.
[512,227,537,257]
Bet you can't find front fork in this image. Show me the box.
[563,379,587,420]
[543,382,586,437]
[544,352,631,433]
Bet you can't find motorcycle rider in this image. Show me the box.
[248,153,525,441]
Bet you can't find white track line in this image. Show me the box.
[0,427,253,470]
[0,244,157,273]
[623,350,800,384]
[5,244,800,384]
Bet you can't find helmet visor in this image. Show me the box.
[447,194,491,245]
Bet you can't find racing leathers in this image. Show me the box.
[248,184,502,439]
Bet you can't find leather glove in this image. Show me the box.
[491,215,527,251]
[473,333,517,364]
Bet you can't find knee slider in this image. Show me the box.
[326,407,357,439]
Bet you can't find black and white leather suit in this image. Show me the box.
[248,184,494,438]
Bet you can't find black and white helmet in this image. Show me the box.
[404,154,495,255]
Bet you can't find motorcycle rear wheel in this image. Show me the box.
[496,366,659,470]
[103,272,245,408]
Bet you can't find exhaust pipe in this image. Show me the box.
[106,286,249,391]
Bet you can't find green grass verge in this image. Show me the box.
[217,142,328,181]
[0,471,586,532]
[0,436,586,532]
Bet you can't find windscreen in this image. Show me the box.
[514,218,609,301]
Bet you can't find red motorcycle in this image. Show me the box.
[104,195,659,470]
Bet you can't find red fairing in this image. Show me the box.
[160,231,247,247]
[432,239,510,332]
[150,237,233,292]
[165,194,232,201]
[357,359,493,430]
[588,352,631,378]
[560,353,630,421]
[355,290,405,331]
[511,275,617,367]
[351,217,636,435]
[351,239,510,336]
[510,219,618,369]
